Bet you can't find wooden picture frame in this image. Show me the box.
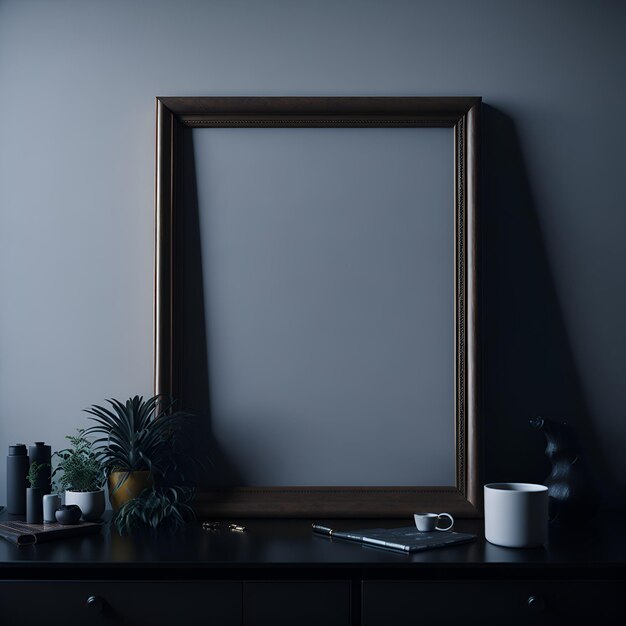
[155,97,481,517]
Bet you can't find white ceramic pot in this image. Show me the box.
[484,482,548,548]
[64,490,105,522]
[43,494,60,523]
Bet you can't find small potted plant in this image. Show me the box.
[26,461,49,524]
[84,395,198,510]
[53,430,105,521]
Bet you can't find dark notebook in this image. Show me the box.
[0,519,102,546]
[312,524,476,553]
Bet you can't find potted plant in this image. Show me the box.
[26,461,49,524]
[53,430,105,521]
[84,395,197,511]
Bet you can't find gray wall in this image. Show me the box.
[1,0,625,505]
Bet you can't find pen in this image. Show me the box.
[359,536,410,552]
[311,523,333,536]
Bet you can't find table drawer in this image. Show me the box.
[244,581,350,626]
[0,580,241,626]
[362,580,623,626]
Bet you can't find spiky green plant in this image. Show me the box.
[112,487,195,534]
[26,461,50,488]
[83,395,197,488]
[52,430,104,492]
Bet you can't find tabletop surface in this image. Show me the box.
[2,511,626,573]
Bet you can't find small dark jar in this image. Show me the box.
[55,504,82,525]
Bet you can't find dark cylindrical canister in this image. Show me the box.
[28,442,51,494]
[26,487,43,524]
[7,444,29,515]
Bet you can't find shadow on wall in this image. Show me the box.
[179,126,245,489]
[482,105,620,507]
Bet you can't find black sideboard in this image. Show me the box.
[1,513,625,625]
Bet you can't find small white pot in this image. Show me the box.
[64,490,105,522]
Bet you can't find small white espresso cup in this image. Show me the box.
[414,512,454,532]
[484,483,548,548]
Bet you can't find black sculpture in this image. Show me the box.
[529,416,596,526]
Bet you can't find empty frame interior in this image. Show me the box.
[187,127,454,487]
[155,97,481,516]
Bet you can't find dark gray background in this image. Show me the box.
[0,0,624,506]
[188,128,454,486]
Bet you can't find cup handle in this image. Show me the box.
[436,513,454,531]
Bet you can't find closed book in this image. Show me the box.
[312,524,476,553]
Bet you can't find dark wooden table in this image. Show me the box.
[1,512,625,625]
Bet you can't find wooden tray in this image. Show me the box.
[0,519,102,546]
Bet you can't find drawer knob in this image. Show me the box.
[86,595,104,613]
[527,595,545,613]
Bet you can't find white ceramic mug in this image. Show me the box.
[484,483,548,548]
[414,512,454,532]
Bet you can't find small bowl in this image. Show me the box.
[55,504,82,525]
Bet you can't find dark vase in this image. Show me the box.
[28,442,52,494]
[529,416,597,526]
[26,487,43,524]
[6,444,29,515]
